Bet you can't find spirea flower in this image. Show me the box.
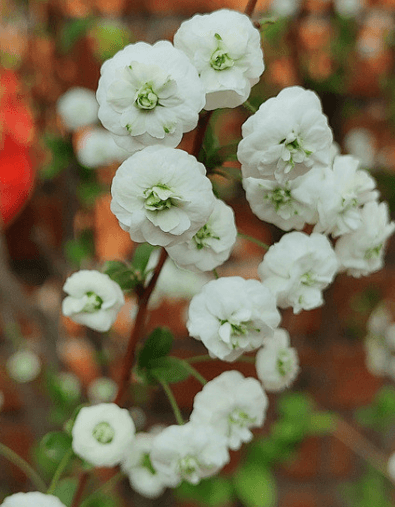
[255,328,299,391]
[111,146,215,247]
[96,41,205,153]
[258,232,338,314]
[238,86,333,183]
[76,127,129,168]
[121,432,168,498]
[174,9,264,110]
[57,87,99,131]
[72,403,136,467]
[62,270,125,332]
[6,349,41,383]
[335,201,395,277]
[242,174,316,231]
[187,276,281,362]
[1,492,67,507]
[166,198,237,271]
[150,422,229,487]
[190,371,268,450]
[313,155,378,237]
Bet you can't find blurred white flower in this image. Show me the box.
[255,328,299,391]
[187,276,281,362]
[57,87,99,131]
[87,377,117,404]
[150,422,229,487]
[166,198,237,272]
[96,41,205,153]
[270,0,302,17]
[2,492,67,507]
[57,372,81,402]
[62,270,125,332]
[335,201,395,277]
[111,146,215,247]
[238,86,333,183]
[76,127,130,168]
[343,128,376,168]
[334,0,365,18]
[387,452,395,482]
[259,232,338,314]
[121,431,168,498]
[72,403,136,467]
[174,9,264,110]
[190,371,268,450]
[6,349,41,383]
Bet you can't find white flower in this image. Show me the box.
[364,304,395,379]
[121,432,168,498]
[166,198,237,271]
[258,232,338,314]
[62,270,125,332]
[335,201,395,278]
[76,127,130,168]
[57,87,99,131]
[343,128,376,168]
[255,328,299,391]
[6,349,41,383]
[72,403,136,467]
[150,422,229,487]
[190,371,268,450]
[96,41,205,153]
[242,175,316,231]
[238,86,333,183]
[334,0,365,18]
[111,146,215,247]
[367,303,392,337]
[1,492,67,507]
[388,452,395,482]
[87,377,117,404]
[174,9,264,110]
[187,276,281,362]
[313,155,378,237]
[270,0,302,17]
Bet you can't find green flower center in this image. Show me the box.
[193,224,220,250]
[144,184,176,211]
[83,292,103,312]
[279,133,312,170]
[277,349,294,376]
[365,243,383,260]
[179,455,199,478]
[140,452,157,475]
[300,271,316,287]
[266,187,293,212]
[92,422,115,444]
[210,33,234,71]
[135,84,159,110]
[229,409,256,428]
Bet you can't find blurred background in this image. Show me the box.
[1,0,395,506]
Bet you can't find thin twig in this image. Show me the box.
[47,448,74,494]
[180,360,207,385]
[0,442,47,492]
[244,0,260,17]
[237,232,269,250]
[159,379,185,425]
[71,471,89,507]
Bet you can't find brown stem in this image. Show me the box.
[244,0,259,17]
[114,248,168,406]
[71,472,89,507]
[191,110,214,160]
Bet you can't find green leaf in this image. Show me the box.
[59,18,94,54]
[307,412,336,435]
[103,260,139,291]
[137,327,174,368]
[40,134,74,179]
[270,419,306,444]
[277,392,312,420]
[88,20,132,62]
[131,243,156,276]
[53,478,78,507]
[81,493,120,507]
[233,462,276,507]
[175,476,234,507]
[39,432,73,465]
[261,17,289,44]
[64,230,95,267]
[149,356,190,384]
[77,181,104,208]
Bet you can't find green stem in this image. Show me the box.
[212,268,219,279]
[181,360,207,385]
[47,448,74,494]
[0,441,47,492]
[237,233,270,250]
[159,379,185,425]
[243,100,257,114]
[85,471,124,501]
[235,355,255,364]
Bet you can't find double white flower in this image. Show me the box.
[238,86,333,183]
[72,403,136,467]
[190,371,268,450]
[150,422,229,487]
[1,493,66,507]
[97,41,205,153]
[111,146,216,247]
[187,276,281,362]
[174,9,264,110]
[62,270,125,332]
[258,232,338,314]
